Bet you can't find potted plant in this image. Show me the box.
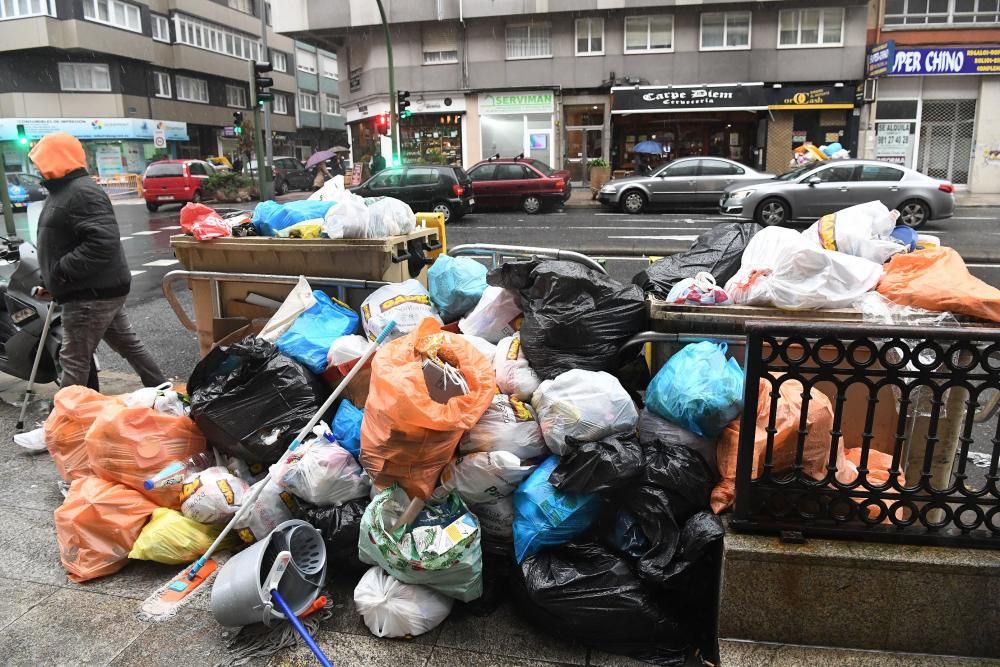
[205,172,255,202]
[588,158,610,199]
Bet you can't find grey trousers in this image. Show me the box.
[60,296,167,390]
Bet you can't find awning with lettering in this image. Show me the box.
[612,84,768,113]
[767,84,858,110]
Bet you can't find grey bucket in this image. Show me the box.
[211,519,327,627]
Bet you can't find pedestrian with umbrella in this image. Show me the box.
[632,139,664,176]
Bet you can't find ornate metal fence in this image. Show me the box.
[731,321,1000,548]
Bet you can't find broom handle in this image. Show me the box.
[271,589,333,667]
[187,320,397,580]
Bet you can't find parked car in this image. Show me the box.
[598,157,773,214]
[719,159,955,228]
[6,173,48,202]
[248,157,314,194]
[141,159,216,212]
[350,164,474,222]
[205,156,233,172]
[2,182,29,212]
[466,158,571,214]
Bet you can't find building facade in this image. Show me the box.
[275,0,869,181]
[861,0,1000,192]
[0,0,328,177]
[292,40,347,161]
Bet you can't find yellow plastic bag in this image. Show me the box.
[128,507,230,565]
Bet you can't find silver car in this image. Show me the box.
[597,157,774,214]
[719,159,955,228]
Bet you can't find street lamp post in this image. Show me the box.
[374,0,398,164]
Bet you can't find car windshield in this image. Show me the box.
[144,163,183,178]
[775,165,815,181]
[525,159,554,176]
[17,174,42,187]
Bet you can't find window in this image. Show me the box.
[369,169,403,188]
[860,165,905,182]
[496,164,532,180]
[321,56,337,79]
[226,84,247,108]
[506,23,552,60]
[624,15,674,53]
[423,25,458,64]
[0,0,53,20]
[469,165,496,181]
[323,94,339,115]
[82,0,140,32]
[885,0,1000,26]
[423,49,458,64]
[660,160,699,177]
[811,165,857,182]
[297,49,317,73]
[271,51,287,72]
[145,163,183,178]
[404,167,439,186]
[227,0,252,13]
[299,91,318,112]
[58,63,111,92]
[272,94,288,114]
[173,14,262,61]
[153,71,171,98]
[176,75,209,103]
[575,17,604,55]
[188,162,209,176]
[699,159,744,176]
[700,11,751,50]
[779,8,843,47]
[152,14,170,42]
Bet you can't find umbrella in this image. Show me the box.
[633,140,664,155]
[305,149,338,169]
[328,145,350,153]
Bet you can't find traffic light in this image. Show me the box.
[248,60,273,107]
[232,112,243,135]
[375,113,390,136]
[16,124,27,146]
[397,90,411,119]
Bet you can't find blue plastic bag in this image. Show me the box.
[645,341,744,438]
[513,455,601,563]
[252,200,336,236]
[276,291,359,374]
[427,254,488,322]
[332,399,363,460]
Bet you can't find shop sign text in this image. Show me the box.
[479,91,554,114]
[612,85,767,112]
[890,46,1000,76]
[867,41,895,79]
[875,122,915,166]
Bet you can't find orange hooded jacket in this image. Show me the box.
[29,132,88,181]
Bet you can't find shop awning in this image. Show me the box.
[767,84,857,110]
[611,84,767,114]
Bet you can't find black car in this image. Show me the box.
[350,165,474,222]
[6,173,48,202]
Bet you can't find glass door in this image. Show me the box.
[565,127,603,184]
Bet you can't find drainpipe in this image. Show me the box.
[375,0,398,164]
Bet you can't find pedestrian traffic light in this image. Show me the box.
[248,60,273,107]
[397,90,411,119]
[232,112,243,135]
[16,124,27,146]
[375,113,390,136]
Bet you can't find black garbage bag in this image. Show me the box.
[638,408,718,477]
[632,223,762,298]
[599,508,650,560]
[188,337,328,464]
[488,260,646,380]
[655,512,724,592]
[550,434,644,495]
[512,542,688,666]
[294,498,369,577]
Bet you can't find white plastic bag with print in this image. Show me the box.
[360,279,442,342]
[462,335,497,365]
[271,427,370,505]
[123,382,187,417]
[803,200,905,264]
[439,451,535,505]
[494,333,541,400]
[233,478,298,543]
[258,276,317,343]
[458,286,523,343]
[179,466,250,525]
[459,393,548,460]
[354,566,453,638]
[322,191,371,239]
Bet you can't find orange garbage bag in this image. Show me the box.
[44,386,122,482]
[54,476,158,582]
[85,406,207,508]
[360,317,496,499]
[877,247,1000,322]
[712,379,851,514]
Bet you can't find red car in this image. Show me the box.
[142,159,216,211]
[467,157,571,214]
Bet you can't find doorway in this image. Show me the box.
[917,99,975,185]
[566,127,603,184]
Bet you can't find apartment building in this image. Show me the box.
[862,0,1000,192]
[291,41,347,161]
[276,0,869,181]
[0,0,301,177]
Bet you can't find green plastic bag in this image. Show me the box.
[359,486,483,602]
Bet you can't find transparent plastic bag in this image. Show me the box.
[494,333,541,400]
[439,451,535,505]
[366,197,416,237]
[271,429,369,505]
[322,191,370,239]
[458,286,523,343]
[459,393,548,460]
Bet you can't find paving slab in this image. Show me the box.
[108,609,250,667]
[268,629,433,667]
[426,645,579,666]
[0,577,60,631]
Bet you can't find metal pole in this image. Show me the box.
[259,0,273,175]
[0,145,15,236]
[253,106,267,199]
[375,0,398,164]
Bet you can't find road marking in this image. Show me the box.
[608,235,700,241]
[142,259,179,267]
[130,270,146,276]
[132,230,161,236]
[595,213,627,216]
[160,225,182,230]
[119,236,133,241]
[951,217,994,220]
[566,226,712,231]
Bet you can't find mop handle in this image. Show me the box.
[16,301,56,429]
[271,589,333,667]
[187,320,397,580]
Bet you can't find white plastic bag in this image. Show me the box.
[459,393,547,460]
[531,369,639,456]
[322,191,371,239]
[366,197,416,237]
[309,176,346,202]
[803,200,904,264]
[665,272,731,306]
[462,335,497,365]
[494,333,541,400]
[258,276,317,343]
[354,566,453,638]
[458,286,523,343]
[233,478,297,543]
[360,279,442,342]
[179,466,250,525]
[271,431,369,505]
[725,226,883,310]
[327,334,370,372]
[440,451,535,505]
[123,382,187,416]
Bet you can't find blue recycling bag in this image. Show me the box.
[332,399,363,460]
[252,199,336,236]
[645,341,745,439]
[513,455,601,563]
[427,254,488,322]
[276,291,359,374]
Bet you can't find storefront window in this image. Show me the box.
[482,115,524,158]
[399,114,463,165]
[611,112,759,171]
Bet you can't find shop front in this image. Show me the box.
[345,100,391,168]
[563,98,609,185]
[764,83,859,174]
[477,90,557,166]
[398,95,467,166]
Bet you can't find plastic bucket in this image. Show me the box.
[211,519,326,627]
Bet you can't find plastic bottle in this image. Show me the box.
[143,451,213,490]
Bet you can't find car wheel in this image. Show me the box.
[898,199,929,229]
[756,197,789,226]
[276,180,288,196]
[192,190,202,204]
[432,201,453,223]
[620,189,646,214]
[522,195,543,214]
[145,202,159,212]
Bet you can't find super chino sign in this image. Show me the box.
[889,46,1000,76]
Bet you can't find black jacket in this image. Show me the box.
[37,169,130,302]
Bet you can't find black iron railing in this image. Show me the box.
[731,321,1000,548]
